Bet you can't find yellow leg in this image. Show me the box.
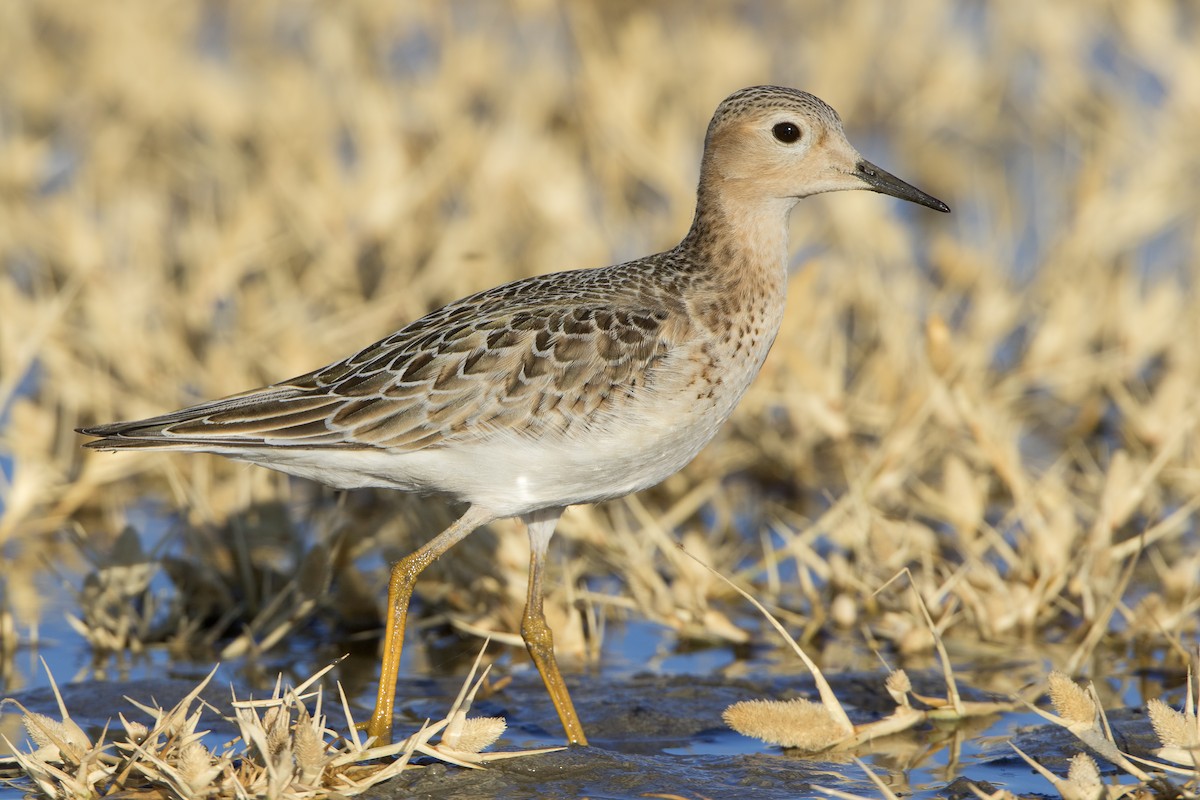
[521,508,589,746]
[361,505,494,744]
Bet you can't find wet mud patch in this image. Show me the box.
[7,668,1163,799]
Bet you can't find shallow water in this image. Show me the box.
[0,574,1173,800]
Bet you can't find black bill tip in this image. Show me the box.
[855,159,950,213]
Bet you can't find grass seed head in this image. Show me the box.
[445,717,507,754]
[1065,752,1102,794]
[1048,672,1096,725]
[722,698,846,751]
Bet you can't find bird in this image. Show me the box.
[79,85,949,747]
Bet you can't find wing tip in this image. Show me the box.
[77,419,175,449]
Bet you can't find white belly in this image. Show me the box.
[229,398,727,517]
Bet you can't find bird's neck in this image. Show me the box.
[662,180,796,362]
[677,180,794,303]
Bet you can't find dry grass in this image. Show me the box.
[1,0,1199,795]
[0,647,557,799]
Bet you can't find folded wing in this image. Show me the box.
[81,287,684,454]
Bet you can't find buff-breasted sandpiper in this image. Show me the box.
[80,85,949,747]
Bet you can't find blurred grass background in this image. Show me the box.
[1,0,1198,686]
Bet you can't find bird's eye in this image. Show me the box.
[772,122,801,143]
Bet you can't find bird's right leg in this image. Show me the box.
[521,507,589,745]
